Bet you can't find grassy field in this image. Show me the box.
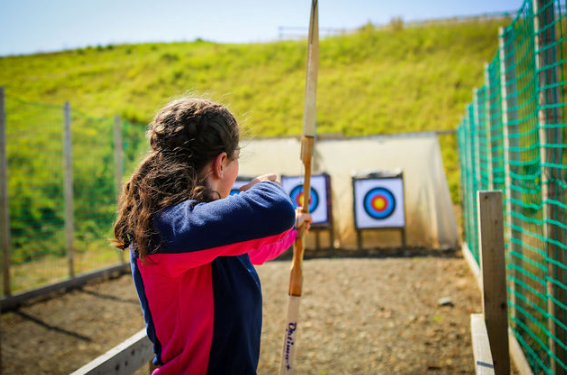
[0,16,515,293]
[0,18,510,203]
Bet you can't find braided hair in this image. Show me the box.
[112,98,240,261]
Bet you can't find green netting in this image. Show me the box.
[122,119,149,176]
[4,97,68,291]
[71,109,122,274]
[1,96,147,294]
[459,0,567,372]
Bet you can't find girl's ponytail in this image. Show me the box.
[112,98,240,261]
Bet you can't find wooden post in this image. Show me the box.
[533,0,567,372]
[463,110,475,259]
[463,242,535,375]
[499,25,520,331]
[113,115,125,264]
[464,105,479,261]
[64,102,75,278]
[473,89,483,190]
[484,63,495,191]
[0,86,10,297]
[474,87,490,191]
[0,86,6,370]
[478,191,510,375]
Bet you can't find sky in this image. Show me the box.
[0,0,522,56]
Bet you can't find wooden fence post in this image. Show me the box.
[0,86,6,370]
[113,115,125,264]
[0,86,10,299]
[478,190,510,375]
[484,64,495,191]
[64,102,75,278]
[473,88,483,190]
[533,0,567,372]
[499,25,520,332]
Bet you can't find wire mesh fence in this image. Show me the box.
[458,0,567,373]
[0,93,148,296]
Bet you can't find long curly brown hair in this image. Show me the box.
[111,98,240,261]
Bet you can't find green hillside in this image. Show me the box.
[0,18,510,202]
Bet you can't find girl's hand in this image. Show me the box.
[239,173,280,192]
[295,208,313,231]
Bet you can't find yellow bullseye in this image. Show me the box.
[297,192,312,207]
[373,196,386,211]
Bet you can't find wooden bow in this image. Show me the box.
[280,1,318,373]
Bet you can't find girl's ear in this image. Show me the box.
[212,152,228,179]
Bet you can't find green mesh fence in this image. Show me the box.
[1,95,148,294]
[71,109,122,274]
[4,97,68,291]
[458,0,567,373]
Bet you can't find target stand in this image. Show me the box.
[281,173,333,251]
[352,170,406,250]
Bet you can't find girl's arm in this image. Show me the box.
[248,227,296,265]
[145,181,295,275]
[248,209,312,265]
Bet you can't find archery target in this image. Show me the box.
[229,178,252,196]
[281,175,330,225]
[289,185,319,213]
[353,177,405,228]
[364,188,396,219]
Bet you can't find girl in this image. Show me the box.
[112,97,312,375]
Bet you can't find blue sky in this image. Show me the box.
[0,0,522,56]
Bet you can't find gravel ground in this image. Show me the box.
[2,251,487,375]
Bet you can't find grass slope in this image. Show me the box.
[0,18,510,202]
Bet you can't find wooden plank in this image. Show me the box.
[509,328,534,375]
[471,313,496,375]
[0,86,10,297]
[0,263,129,312]
[63,101,75,278]
[462,241,534,375]
[69,328,153,375]
[477,191,510,375]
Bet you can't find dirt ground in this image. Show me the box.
[2,250,495,375]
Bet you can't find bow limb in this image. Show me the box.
[289,0,318,298]
[280,2,318,374]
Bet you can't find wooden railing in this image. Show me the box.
[69,329,153,375]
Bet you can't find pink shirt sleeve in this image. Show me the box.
[248,228,297,265]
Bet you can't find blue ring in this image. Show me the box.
[290,185,319,212]
[363,187,396,219]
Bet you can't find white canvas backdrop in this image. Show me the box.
[237,135,458,250]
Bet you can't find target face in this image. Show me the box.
[289,185,319,212]
[353,176,405,229]
[364,188,396,219]
[282,175,330,225]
